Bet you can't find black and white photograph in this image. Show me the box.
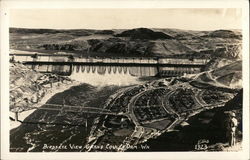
[1,0,249,160]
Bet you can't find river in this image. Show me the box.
[10,64,151,152]
[10,83,131,152]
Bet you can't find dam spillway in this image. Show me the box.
[26,64,159,77]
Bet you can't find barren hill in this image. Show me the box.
[204,29,242,39]
[10,27,242,59]
[115,28,173,40]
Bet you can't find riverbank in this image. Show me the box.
[10,80,81,130]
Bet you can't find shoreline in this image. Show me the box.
[10,80,81,130]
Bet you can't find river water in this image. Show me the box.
[10,64,152,152]
[10,83,130,152]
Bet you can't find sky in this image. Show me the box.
[10,8,242,31]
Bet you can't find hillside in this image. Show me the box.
[9,63,73,112]
[192,60,242,89]
[115,28,173,40]
[10,27,242,59]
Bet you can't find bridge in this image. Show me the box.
[10,53,209,67]
[13,103,122,123]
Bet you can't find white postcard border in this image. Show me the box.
[1,0,249,160]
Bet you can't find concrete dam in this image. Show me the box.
[10,53,210,77]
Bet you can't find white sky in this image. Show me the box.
[10,8,242,30]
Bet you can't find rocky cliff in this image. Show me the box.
[9,63,72,112]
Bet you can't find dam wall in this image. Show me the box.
[11,53,209,77]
